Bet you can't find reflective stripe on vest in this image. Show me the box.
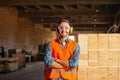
[45,68,78,80]
[60,69,77,80]
[45,68,77,75]
[45,39,77,80]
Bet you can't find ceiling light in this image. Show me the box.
[95,10,99,12]
[94,25,96,27]
[94,18,97,21]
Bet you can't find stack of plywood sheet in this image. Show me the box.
[0,58,18,72]
[12,53,25,69]
[77,34,120,80]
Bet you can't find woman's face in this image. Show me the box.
[58,22,70,38]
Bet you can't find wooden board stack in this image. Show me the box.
[77,34,120,80]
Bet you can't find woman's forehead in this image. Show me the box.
[59,22,70,27]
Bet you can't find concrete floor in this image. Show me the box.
[0,61,45,80]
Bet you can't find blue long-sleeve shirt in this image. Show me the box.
[44,39,80,68]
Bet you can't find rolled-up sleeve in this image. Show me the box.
[44,42,55,67]
[69,44,80,68]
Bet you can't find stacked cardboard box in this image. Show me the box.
[77,34,120,80]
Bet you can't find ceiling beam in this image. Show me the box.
[22,6,31,10]
[33,21,110,25]
[0,0,120,6]
[49,5,55,10]
[44,24,108,28]
[62,5,68,10]
[19,9,114,17]
[35,6,42,10]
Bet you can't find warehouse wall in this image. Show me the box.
[78,34,120,80]
[0,7,18,48]
[0,7,56,54]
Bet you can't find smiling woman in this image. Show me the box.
[44,18,80,80]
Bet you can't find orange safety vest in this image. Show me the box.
[45,39,78,80]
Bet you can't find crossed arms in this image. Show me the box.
[44,42,80,68]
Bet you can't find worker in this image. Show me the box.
[44,18,80,80]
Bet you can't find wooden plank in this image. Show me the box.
[98,68,107,80]
[78,67,88,80]
[108,34,120,49]
[88,34,98,49]
[78,34,88,53]
[98,34,108,49]
[80,53,88,60]
[99,51,108,66]
[88,68,98,80]
[119,51,120,66]
[118,68,120,80]
[88,51,98,66]
[0,0,119,6]
[79,60,88,67]
[107,68,118,80]
[108,50,119,66]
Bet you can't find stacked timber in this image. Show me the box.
[77,34,120,80]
